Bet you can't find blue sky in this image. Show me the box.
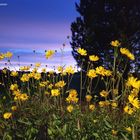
[0,0,79,70]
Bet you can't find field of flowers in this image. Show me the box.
[0,40,140,140]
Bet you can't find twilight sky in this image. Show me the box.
[0,0,79,70]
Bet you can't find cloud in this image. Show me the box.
[0,42,72,51]
[0,47,76,70]
[0,21,71,43]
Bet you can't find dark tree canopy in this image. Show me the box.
[71,0,140,72]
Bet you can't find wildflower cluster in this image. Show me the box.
[87,66,112,78]
[124,78,140,115]
[0,40,140,139]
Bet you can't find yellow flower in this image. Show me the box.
[111,40,121,47]
[127,52,135,60]
[12,89,21,96]
[126,76,140,89]
[96,66,106,76]
[4,51,13,58]
[87,69,97,78]
[64,66,75,75]
[104,70,112,76]
[2,69,7,74]
[28,72,34,78]
[11,106,17,111]
[41,68,46,73]
[113,89,118,95]
[66,89,79,103]
[89,104,95,111]
[21,74,30,82]
[45,50,55,59]
[77,48,87,56]
[35,63,41,67]
[100,90,109,97]
[3,112,12,119]
[14,92,21,101]
[111,102,118,108]
[20,66,31,71]
[67,105,74,113]
[85,95,92,102]
[39,82,46,87]
[57,66,63,73]
[51,89,60,96]
[112,129,117,135]
[69,89,78,97]
[32,68,38,73]
[131,88,139,97]
[20,93,29,101]
[120,48,135,60]
[55,81,66,88]
[48,84,53,89]
[10,71,18,77]
[125,127,132,133]
[10,84,18,91]
[89,55,99,61]
[0,53,4,60]
[120,48,129,55]
[99,101,110,107]
[128,95,140,109]
[3,96,6,100]
[34,73,41,80]
[124,105,134,115]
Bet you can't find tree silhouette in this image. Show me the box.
[71,0,140,72]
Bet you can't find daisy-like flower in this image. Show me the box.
[10,84,18,91]
[3,112,12,119]
[77,48,87,56]
[89,55,99,61]
[100,90,109,97]
[85,95,92,102]
[111,40,121,47]
[10,71,18,77]
[55,81,66,88]
[66,89,79,103]
[4,51,13,58]
[120,48,135,60]
[126,76,140,89]
[125,127,132,133]
[20,93,29,101]
[112,129,117,136]
[89,104,95,111]
[64,66,75,75]
[45,50,55,59]
[51,89,60,97]
[35,63,41,67]
[0,53,4,60]
[67,105,74,113]
[87,69,97,78]
[124,105,134,115]
[11,106,17,111]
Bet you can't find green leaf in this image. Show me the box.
[104,119,112,129]
[62,124,67,134]
[121,133,129,140]
[92,132,99,138]
[18,119,32,126]
[3,133,12,140]
[48,128,52,135]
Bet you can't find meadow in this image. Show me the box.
[0,40,140,140]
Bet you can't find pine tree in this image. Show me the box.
[71,0,140,72]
